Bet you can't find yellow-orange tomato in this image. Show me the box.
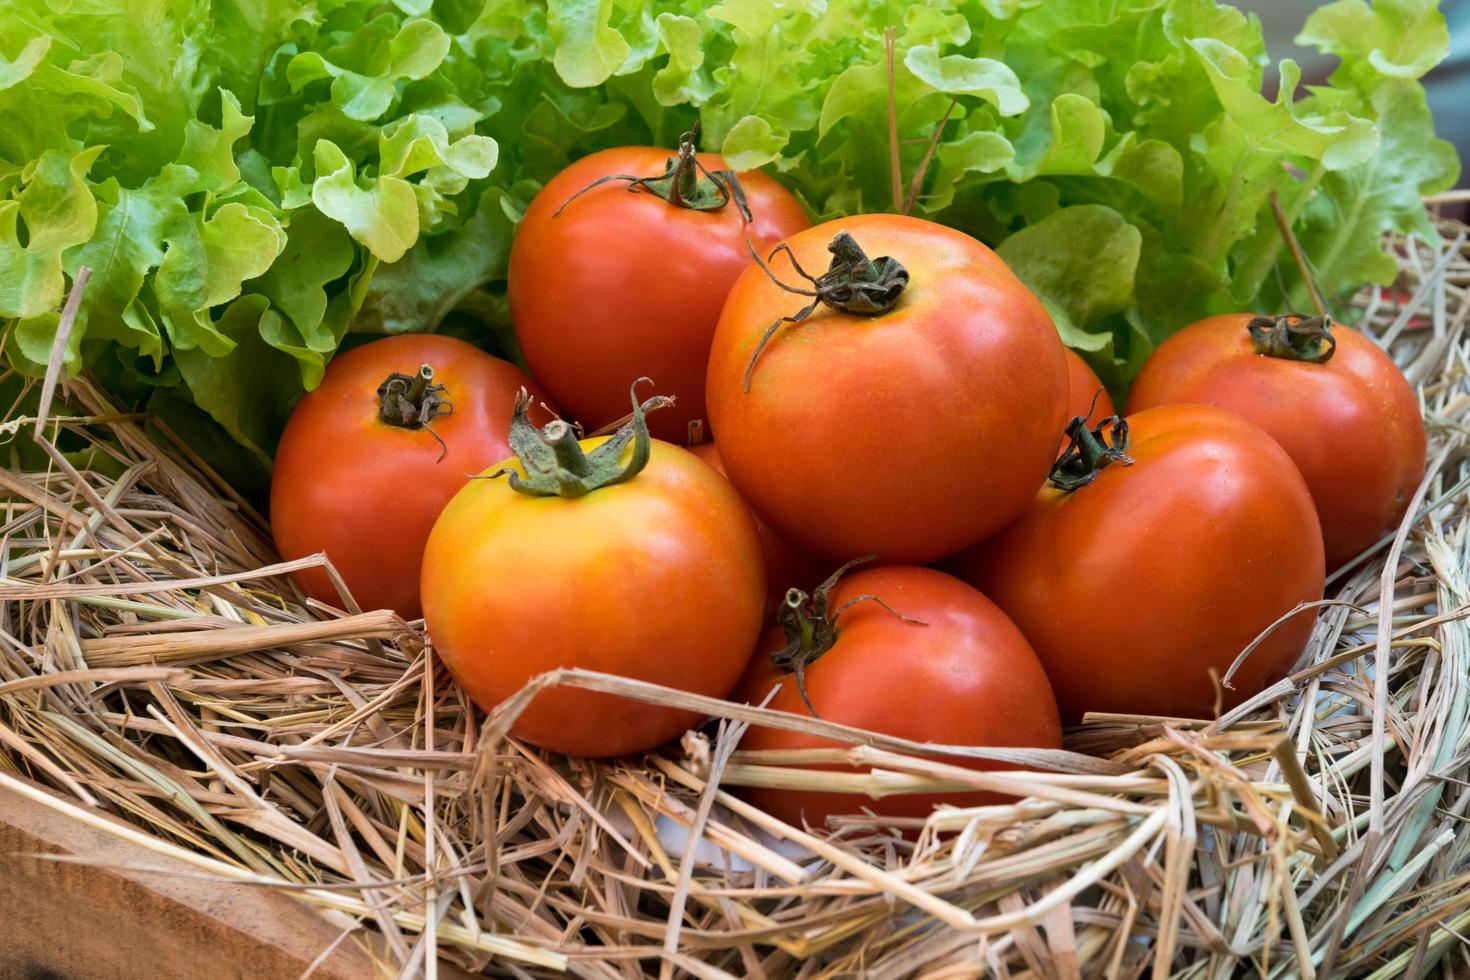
[271,335,554,619]
[953,405,1325,722]
[733,565,1061,829]
[508,142,810,441]
[1128,313,1425,569]
[421,427,765,758]
[706,214,1068,563]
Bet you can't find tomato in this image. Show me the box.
[1061,348,1115,456]
[271,335,554,619]
[732,564,1061,829]
[706,214,1068,563]
[420,388,765,757]
[1128,313,1426,569]
[508,133,810,441]
[688,442,828,615]
[952,405,1325,722]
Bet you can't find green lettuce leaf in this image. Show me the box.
[0,0,1457,491]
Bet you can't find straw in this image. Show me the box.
[0,211,1466,977]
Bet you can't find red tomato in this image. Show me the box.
[1128,313,1425,569]
[271,335,554,619]
[1061,348,1115,456]
[508,137,810,441]
[689,442,828,614]
[420,393,765,757]
[733,565,1061,829]
[706,214,1068,563]
[953,405,1325,722]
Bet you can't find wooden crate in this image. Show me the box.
[0,777,409,980]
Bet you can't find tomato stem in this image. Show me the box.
[553,124,752,219]
[485,380,674,498]
[767,556,925,717]
[1050,414,1134,492]
[377,363,454,459]
[741,231,910,392]
[1248,313,1337,363]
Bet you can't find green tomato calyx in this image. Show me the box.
[742,231,910,392]
[1050,409,1135,493]
[1248,313,1337,363]
[768,556,926,718]
[378,363,453,460]
[489,379,673,498]
[554,124,752,219]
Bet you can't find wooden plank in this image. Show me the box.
[0,777,382,980]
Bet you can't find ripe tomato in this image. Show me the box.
[271,335,554,619]
[733,564,1061,829]
[508,133,810,441]
[1061,348,1114,456]
[689,442,827,615]
[420,389,765,757]
[952,405,1325,722]
[1128,313,1425,569]
[706,214,1068,563]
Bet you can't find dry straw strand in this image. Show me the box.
[0,210,1467,977]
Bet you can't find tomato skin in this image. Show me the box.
[1127,314,1426,569]
[952,405,1325,722]
[688,443,829,613]
[271,335,554,619]
[420,440,766,757]
[733,566,1061,828]
[706,214,1068,564]
[1060,348,1115,455]
[508,147,810,441]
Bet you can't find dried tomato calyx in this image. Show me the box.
[742,231,910,392]
[554,125,752,219]
[1050,414,1135,493]
[1248,313,1337,363]
[767,556,924,717]
[377,364,450,429]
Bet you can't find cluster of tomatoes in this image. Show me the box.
[271,135,1425,828]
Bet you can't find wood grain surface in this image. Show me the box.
[0,777,382,980]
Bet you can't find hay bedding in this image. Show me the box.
[1,205,1469,979]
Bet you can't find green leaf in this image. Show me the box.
[1297,0,1448,84]
[997,204,1141,334]
[288,16,451,121]
[248,207,356,384]
[1094,134,1183,208]
[0,36,50,93]
[1184,49,1379,269]
[547,0,630,89]
[904,46,1028,117]
[59,174,191,368]
[1290,80,1460,307]
[651,13,715,107]
[922,130,1015,213]
[1191,45,1379,171]
[311,139,419,263]
[354,187,516,335]
[154,202,288,355]
[174,293,303,469]
[379,114,498,180]
[1034,93,1106,176]
[0,146,105,320]
[720,116,786,171]
[176,89,254,192]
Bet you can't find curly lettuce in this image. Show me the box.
[0,0,1457,489]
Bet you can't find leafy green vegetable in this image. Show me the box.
[0,0,1458,491]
